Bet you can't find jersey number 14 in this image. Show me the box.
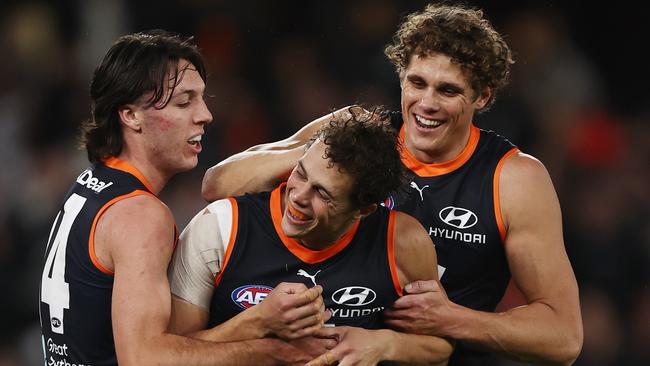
[40,193,86,334]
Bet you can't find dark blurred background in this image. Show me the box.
[0,1,648,365]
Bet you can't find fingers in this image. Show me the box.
[276,281,309,295]
[312,326,341,339]
[403,279,440,294]
[306,350,339,366]
[297,285,323,304]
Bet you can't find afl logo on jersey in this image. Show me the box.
[381,196,395,209]
[332,286,377,306]
[439,206,478,229]
[51,317,62,329]
[231,285,273,309]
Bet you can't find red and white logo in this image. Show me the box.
[231,285,273,309]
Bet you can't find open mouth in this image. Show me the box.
[287,203,311,222]
[415,114,443,129]
[188,134,202,149]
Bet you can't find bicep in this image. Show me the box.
[393,212,438,286]
[500,154,578,304]
[105,197,177,358]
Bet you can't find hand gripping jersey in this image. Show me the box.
[208,184,402,329]
[39,157,171,366]
[389,116,518,365]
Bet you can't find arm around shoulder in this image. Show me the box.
[201,106,357,201]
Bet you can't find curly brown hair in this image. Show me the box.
[384,3,514,108]
[307,106,409,208]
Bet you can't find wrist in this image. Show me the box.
[236,306,271,339]
[376,329,399,361]
[444,301,474,340]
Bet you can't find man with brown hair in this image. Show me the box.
[202,3,583,365]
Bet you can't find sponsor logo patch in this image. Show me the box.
[76,169,113,193]
[439,206,478,229]
[331,286,377,306]
[231,285,273,309]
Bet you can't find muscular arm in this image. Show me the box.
[100,196,310,365]
[387,212,453,365]
[446,153,583,364]
[201,106,355,201]
[386,153,583,365]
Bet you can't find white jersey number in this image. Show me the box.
[40,193,86,334]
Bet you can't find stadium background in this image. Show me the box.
[0,1,647,365]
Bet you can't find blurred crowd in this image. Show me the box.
[0,1,647,365]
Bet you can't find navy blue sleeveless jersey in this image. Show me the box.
[389,115,518,365]
[39,157,164,366]
[208,184,402,329]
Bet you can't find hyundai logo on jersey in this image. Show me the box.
[331,286,377,306]
[231,285,273,309]
[439,206,478,229]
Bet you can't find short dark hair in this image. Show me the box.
[80,30,207,163]
[385,3,514,108]
[308,107,409,208]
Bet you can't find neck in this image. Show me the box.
[116,150,169,194]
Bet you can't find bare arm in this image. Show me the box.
[101,196,311,365]
[201,106,355,201]
[386,153,583,365]
[307,212,453,366]
[167,204,328,343]
[447,153,583,364]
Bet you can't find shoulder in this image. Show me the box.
[181,198,234,254]
[500,152,555,199]
[104,193,173,228]
[499,152,559,228]
[98,194,175,255]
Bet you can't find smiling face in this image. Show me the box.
[281,140,362,249]
[400,53,490,164]
[133,59,213,176]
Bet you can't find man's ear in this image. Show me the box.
[358,203,377,219]
[475,86,492,110]
[118,104,142,132]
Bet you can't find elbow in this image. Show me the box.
[548,321,583,366]
[201,166,222,202]
[559,326,583,365]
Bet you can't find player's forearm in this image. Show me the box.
[380,329,452,365]
[186,310,267,343]
[202,147,303,201]
[119,333,300,366]
[448,301,582,365]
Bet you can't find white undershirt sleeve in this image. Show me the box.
[168,199,233,310]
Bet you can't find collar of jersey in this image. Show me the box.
[400,124,480,177]
[104,156,155,193]
[270,182,360,264]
